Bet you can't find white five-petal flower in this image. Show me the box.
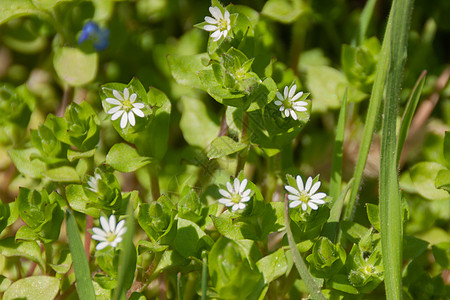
[86,173,102,193]
[91,215,127,250]
[285,175,326,211]
[218,178,252,212]
[274,84,308,120]
[105,88,145,129]
[203,6,231,42]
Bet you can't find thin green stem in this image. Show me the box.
[283,195,326,300]
[235,111,249,177]
[149,164,161,201]
[201,254,208,300]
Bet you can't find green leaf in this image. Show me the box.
[306,66,345,113]
[173,218,213,258]
[154,250,189,274]
[65,184,100,218]
[15,225,38,241]
[436,169,450,192]
[207,136,246,159]
[106,143,152,173]
[256,248,288,283]
[0,275,12,292]
[410,162,449,200]
[261,0,306,24]
[0,237,44,270]
[179,96,220,148]
[3,276,59,300]
[67,148,96,162]
[66,210,96,300]
[328,274,359,295]
[366,203,380,232]
[432,242,450,269]
[0,0,42,25]
[8,148,46,179]
[403,235,428,260]
[168,53,212,89]
[54,47,98,86]
[43,166,80,182]
[31,0,71,10]
[340,221,370,243]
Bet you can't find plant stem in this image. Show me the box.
[149,164,160,201]
[201,255,208,300]
[235,111,249,177]
[84,215,93,262]
[283,195,325,300]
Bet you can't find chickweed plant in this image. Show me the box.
[0,0,448,299]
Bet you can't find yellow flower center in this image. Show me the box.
[231,193,241,204]
[122,99,133,111]
[106,232,117,243]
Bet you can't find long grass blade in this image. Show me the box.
[284,195,326,300]
[358,0,378,45]
[112,206,137,300]
[396,70,427,165]
[66,210,96,300]
[344,12,392,221]
[329,89,348,204]
[380,0,413,299]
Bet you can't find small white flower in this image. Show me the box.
[218,178,252,211]
[274,84,308,120]
[86,173,102,193]
[285,175,326,211]
[92,215,127,250]
[203,6,231,42]
[105,88,145,129]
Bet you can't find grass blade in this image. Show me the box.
[201,253,208,300]
[358,0,378,45]
[380,0,413,299]
[344,12,392,221]
[396,70,427,164]
[66,210,96,300]
[112,206,137,300]
[284,195,326,300]
[329,89,348,204]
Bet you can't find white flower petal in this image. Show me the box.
[106,98,122,105]
[91,234,107,242]
[237,203,246,210]
[115,220,126,233]
[311,192,327,200]
[120,112,128,128]
[226,182,234,193]
[279,106,285,111]
[276,92,284,101]
[210,6,223,20]
[224,10,230,20]
[232,204,239,211]
[284,109,290,117]
[92,227,106,236]
[291,91,303,101]
[239,179,248,194]
[96,241,109,250]
[301,203,308,211]
[309,181,321,195]
[241,189,251,197]
[111,110,124,121]
[241,196,251,202]
[113,90,123,101]
[310,199,325,205]
[308,202,319,210]
[218,198,232,205]
[128,111,136,126]
[133,102,145,109]
[283,86,289,99]
[285,185,300,195]
[296,175,304,191]
[287,194,300,201]
[100,216,110,232]
[222,30,228,38]
[130,93,137,103]
[204,25,218,31]
[290,109,298,120]
[233,178,240,193]
[293,106,308,112]
[289,201,301,208]
[305,177,313,192]
[274,100,282,106]
[289,85,297,99]
[211,30,221,39]
[107,106,122,114]
[123,88,129,100]
[132,107,145,118]
[205,16,218,24]
[109,215,116,232]
[219,189,231,198]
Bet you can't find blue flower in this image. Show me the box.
[78,21,110,51]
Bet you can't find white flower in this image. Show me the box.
[203,6,231,42]
[92,215,127,250]
[105,88,145,129]
[86,173,101,193]
[285,175,326,211]
[218,178,252,211]
[274,84,308,120]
